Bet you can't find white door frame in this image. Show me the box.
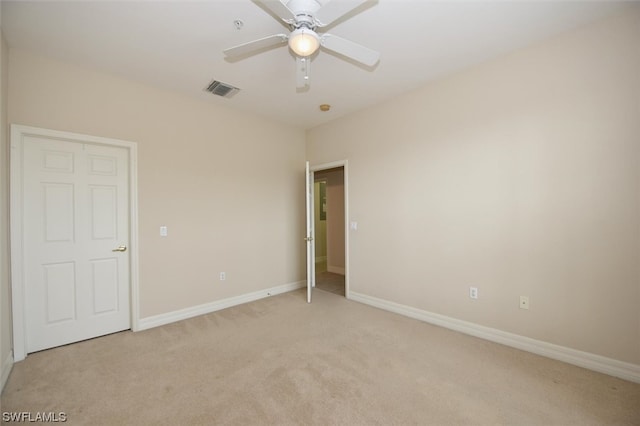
[309,160,350,298]
[10,125,140,361]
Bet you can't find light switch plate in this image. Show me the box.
[160,226,168,237]
[469,287,478,299]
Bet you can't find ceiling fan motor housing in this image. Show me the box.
[287,0,325,29]
[286,0,323,57]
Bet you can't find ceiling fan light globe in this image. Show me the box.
[288,28,320,57]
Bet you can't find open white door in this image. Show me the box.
[305,161,315,303]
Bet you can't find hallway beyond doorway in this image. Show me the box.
[315,260,345,296]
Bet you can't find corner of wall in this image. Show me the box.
[0,18,15,394]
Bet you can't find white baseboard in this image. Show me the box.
[139,281,305,331]
[327,266,345,275]
[1,350,14,393]
[349,291,640,384]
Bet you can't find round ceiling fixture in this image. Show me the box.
[319,104,331,112]
[288,27,320,57]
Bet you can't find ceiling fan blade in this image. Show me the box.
[296,57,311,88]
[315,0,368,27]
[320,34,380,66]
[224,34,288,58]
[257,0,296,23]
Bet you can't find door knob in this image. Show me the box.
[112,245,127,252]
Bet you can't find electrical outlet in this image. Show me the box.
[520,296,530,310]
[219,272,226,281]
[469,287,478,299]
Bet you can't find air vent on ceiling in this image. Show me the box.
[205,80,240,98]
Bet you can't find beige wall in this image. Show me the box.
[7,49,306,319]
[307,10,640,364]
[1,26,13,384]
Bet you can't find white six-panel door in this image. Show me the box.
[22,135,131,353]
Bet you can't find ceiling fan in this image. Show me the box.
[223,0,380,89]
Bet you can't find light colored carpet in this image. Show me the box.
[2,289,639,425]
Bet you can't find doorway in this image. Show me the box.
[10,125,140,361]
[312,165,346,297]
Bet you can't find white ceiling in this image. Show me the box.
[1,0,632,130]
